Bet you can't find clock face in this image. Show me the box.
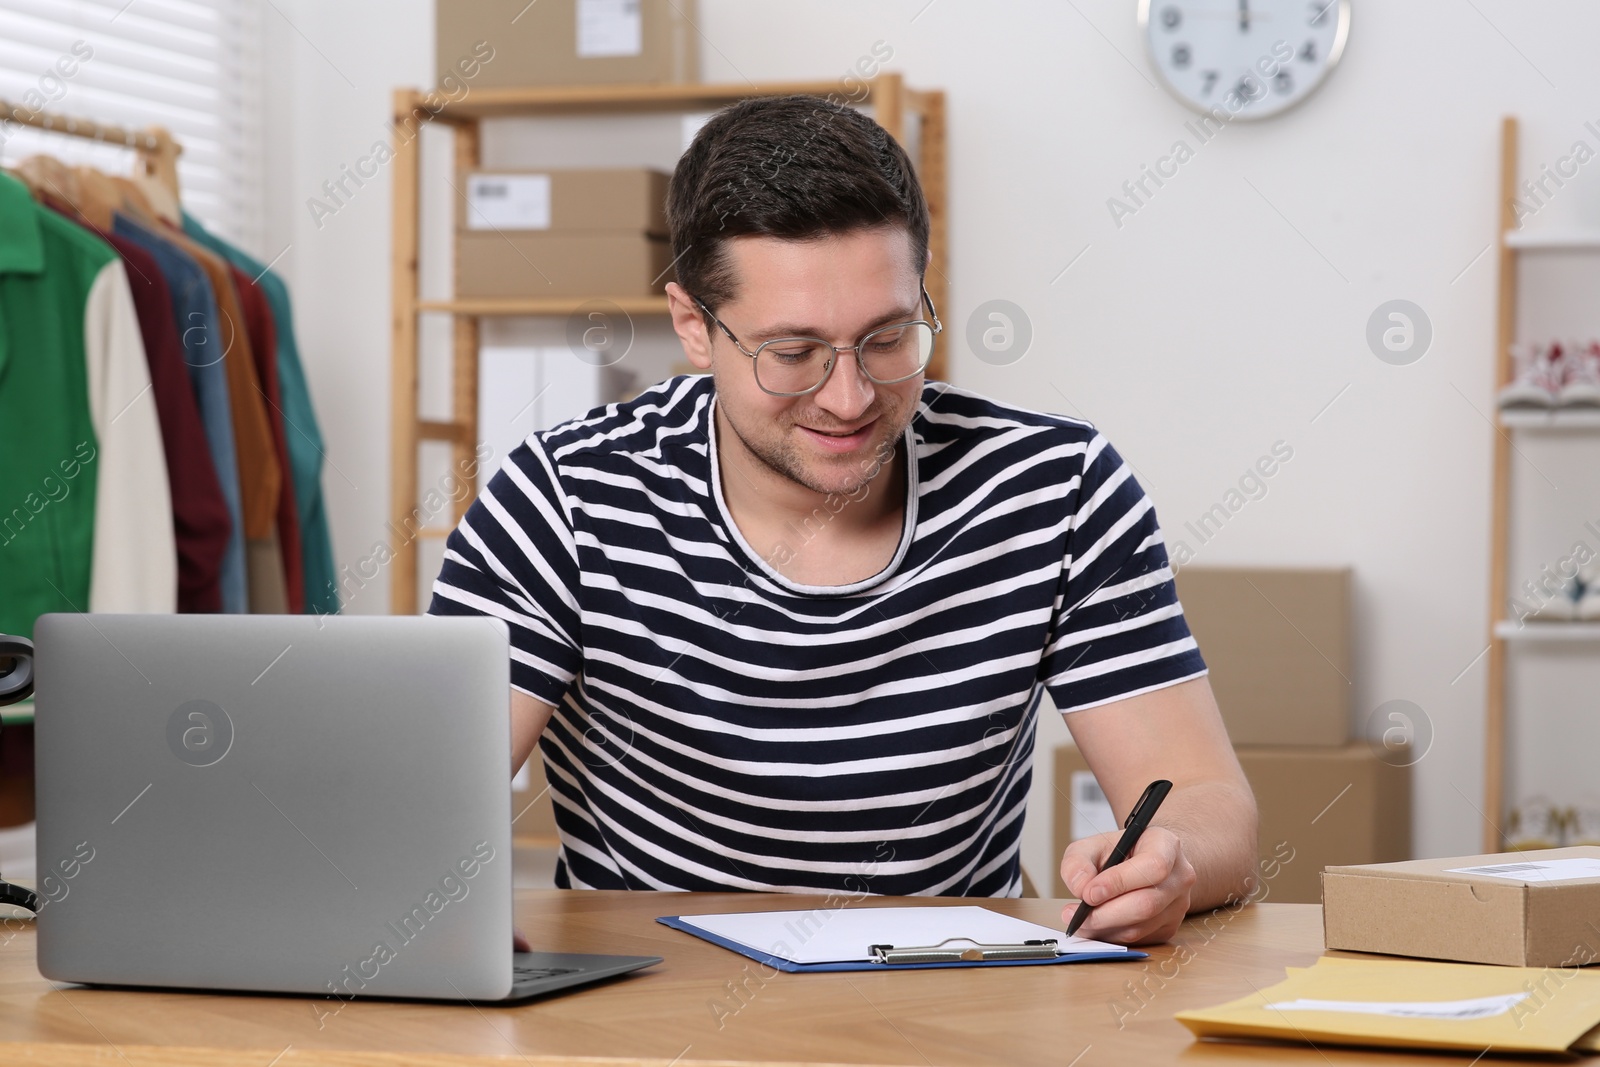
[1138,0,1350,121]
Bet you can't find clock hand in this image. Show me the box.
[1239,0,1249,32]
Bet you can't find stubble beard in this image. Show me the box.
[723,395,913,499]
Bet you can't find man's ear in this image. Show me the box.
[666,282,713,371]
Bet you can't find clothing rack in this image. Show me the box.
[0,99,189,918]
[0,98,182,201]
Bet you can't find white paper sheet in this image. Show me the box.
[577,0,643,58]
[1265,994,1528,1020]
[466,174,551,230]
[1445,857,1600,883]
[674,905,1127,965]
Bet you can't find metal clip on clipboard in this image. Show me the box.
[868,938,1061,965]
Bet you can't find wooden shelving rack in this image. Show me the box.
[389,75,947,615]
[1482,116,1600,851]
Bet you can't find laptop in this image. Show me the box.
[31,613,660,1002]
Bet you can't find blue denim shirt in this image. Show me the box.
[113,215,247,614]
[182,213,338,616]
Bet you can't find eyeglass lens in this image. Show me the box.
[755,322,935,395]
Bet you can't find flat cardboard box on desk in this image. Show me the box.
[1174,566,1352,746]
[436,0,697,89]
[1324,847,1600,967]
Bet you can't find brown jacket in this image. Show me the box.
[68,167,289,612]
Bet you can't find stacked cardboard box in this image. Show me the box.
[1051,567,1412,904]
[457,168,672,299]
[1052,744,1410,905]
[1175,567,1351,747]
[437,0,698,89]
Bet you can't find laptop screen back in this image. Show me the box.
[32,614,515,1000]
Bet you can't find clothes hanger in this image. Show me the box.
[126,123,182,224]
[70,165,122,232]
[110,173,161,222]
[128,163,181,225]
[15,154,81,210]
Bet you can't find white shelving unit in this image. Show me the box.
[1495,621,1600,642]
[1504,229,1600,250]
[1498,410,1600,431]
[1483,117,1600,850]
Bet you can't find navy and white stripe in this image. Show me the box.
[429,375,1205,896]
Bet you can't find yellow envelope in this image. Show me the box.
[1176,955,1600,1054]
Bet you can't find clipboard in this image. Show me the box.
[658,905,1147,973]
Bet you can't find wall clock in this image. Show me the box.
[1137,1,1351,120]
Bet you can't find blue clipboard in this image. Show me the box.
[657,914,1148,973]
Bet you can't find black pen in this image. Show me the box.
[1065,779,1173,938]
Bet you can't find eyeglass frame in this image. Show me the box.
[691,283,943,398]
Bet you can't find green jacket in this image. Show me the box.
[0,172,173,636]
[0,172,105,636]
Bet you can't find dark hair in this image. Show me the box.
[666,94,930,312]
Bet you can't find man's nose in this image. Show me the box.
[813,348,874,421]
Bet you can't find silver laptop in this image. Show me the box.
[31,613,659,1002]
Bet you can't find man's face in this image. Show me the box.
[693,226,925,499]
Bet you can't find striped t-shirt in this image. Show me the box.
[428,375,1206,896]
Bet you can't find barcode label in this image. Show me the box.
[1446,857,1600,883]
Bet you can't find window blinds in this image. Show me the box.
[0,0,263,251]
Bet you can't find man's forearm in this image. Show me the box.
[1155,779,1260,912]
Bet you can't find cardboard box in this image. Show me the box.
[456,231,671,298]
[459,169,669,236]
[1053,742,1410,904]
[1238,743,1411,903]
[436,0,697,89]
[1323,847,1600,967]
[1174,567,1352,746]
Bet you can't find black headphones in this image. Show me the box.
[0,635,38,914]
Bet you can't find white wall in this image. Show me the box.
[261,0,1600,887]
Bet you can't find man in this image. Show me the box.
[429,95,1257,945]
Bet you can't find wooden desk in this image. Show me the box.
[0,892,1568,1066]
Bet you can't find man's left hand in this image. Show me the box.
[1059,825,1197,945]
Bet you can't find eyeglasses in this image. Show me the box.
[692,285,942,397]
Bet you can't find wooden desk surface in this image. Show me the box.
[0,891,1571,1066]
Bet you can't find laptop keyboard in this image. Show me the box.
[513,965,580,981]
